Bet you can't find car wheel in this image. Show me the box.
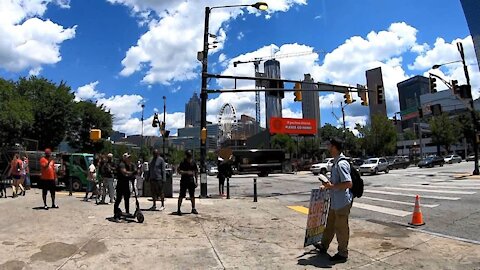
[72,178,82,192]
[360,172,364,176]
[374,168,378,175]
[320,168,327,175]
[313,173,319,176]
[385,168,389,174]
[404,165,408,169]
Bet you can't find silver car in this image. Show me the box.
[359,158,389,175]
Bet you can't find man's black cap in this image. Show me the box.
[329,137,344,151]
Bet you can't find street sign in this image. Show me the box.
[269,117,317,135]
[304,189,330,247]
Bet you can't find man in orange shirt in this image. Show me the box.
[40,148,58,210]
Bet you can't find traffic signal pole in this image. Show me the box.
[341,102,346,140]
[199,7,210,197]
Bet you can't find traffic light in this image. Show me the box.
[357,84,368,106]
[460,85,472,99]
[452,80,460,95]
[429,76,437,93]
[376,85,384,105]
[293,82,302,102]
[430,104,442,116]
[418,107,423,118]
[201,127,207,144]
[344,90,353,104]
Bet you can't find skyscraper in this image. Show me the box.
[264,59,283,129]
[460,0,480,71]
[301,74,321,133]
[397,76,430,131]
[185,92,201,127]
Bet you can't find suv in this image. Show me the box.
[310,158,334,175]
[359,158,389,175]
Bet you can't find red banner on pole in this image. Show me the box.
[269,117,317,135]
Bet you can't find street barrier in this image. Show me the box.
[409,195,425,226]
[226,177,230,199]
[253,177,257,202]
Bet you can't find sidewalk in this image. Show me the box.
[0,192,479,269]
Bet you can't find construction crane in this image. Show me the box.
[233,50,324,128]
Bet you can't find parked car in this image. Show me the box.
[444,154,462,164]
[310,158,334,175]
[207,166,218,176]
[466,154,476,161]
[388,157,410,170]
[418,156,445,168]
[359,158,389,175]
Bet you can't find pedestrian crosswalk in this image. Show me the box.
[288,179,479,218]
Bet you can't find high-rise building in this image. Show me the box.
[185,92,201,127]
[460,0,480,71]
[366,67,387,118]
[397,76,430,130]
[264,59,283,129]
[301,74,320,134]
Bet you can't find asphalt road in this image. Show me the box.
[205,161,480,243]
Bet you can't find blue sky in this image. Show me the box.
[0,0,478,136]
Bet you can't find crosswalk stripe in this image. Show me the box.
[287,206,309,214]
[400,184,480,190]
[353,202,411,217]
[383,187,475,195]
[364,190,460,200]
[361,196,439,208]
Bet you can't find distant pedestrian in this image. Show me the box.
[175,150,198,215]
[314,138,352,263]
[39,149,58,209]
[9,154,25,198]
[113,153,136,220]
[217,157,232,196]
[84,159,97,202]
[100,153,116,204]
[62,157,72,196]
[23,156,31,191]
[148,149,166,211]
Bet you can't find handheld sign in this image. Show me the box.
[304,189,330,247]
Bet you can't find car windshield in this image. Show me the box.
[365,159,378,164]
[323,159,332,163]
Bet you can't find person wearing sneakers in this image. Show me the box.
[39,149,58,209]
[148,149,166,211]
[9,154,25,197]
[113,153,136,220]
[175,150,199,215]
[314,137,352,263]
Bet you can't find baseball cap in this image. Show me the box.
[123,153,131,158]
[45,148,52,155]
[107,153,113,158]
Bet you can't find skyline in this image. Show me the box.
[1,0,479,137]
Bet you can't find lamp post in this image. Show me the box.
[432,42,478,175]
[141,104,145,149]
[199,2,268,198]
[163,96,166,157]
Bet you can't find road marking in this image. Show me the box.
[353,202,411,217]
[383,187,475,195]
[287,206,309,215]
[401,184,480,190]
[361,196,439,208]
[364,190,460,200]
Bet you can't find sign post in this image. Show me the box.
[304,189,330,247]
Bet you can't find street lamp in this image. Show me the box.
[163,96,166,157]
[198,2,268,198]
[141,104,145,148]
[431,42,478,175]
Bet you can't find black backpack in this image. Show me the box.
[337,158,364,198]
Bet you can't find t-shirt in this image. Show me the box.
[89,164,96,181]
[178,159,198,183]
[40,157,56,181]
[330,154,352,210]
[11,159,23,176]
[117,161,135,183]
[149,156,166,182]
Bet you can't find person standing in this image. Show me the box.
[62,157,72,196]
[84,159,97,202]
[314,138,352,263]
[39,149,58,209]
[175,150,198,215]
[148,149,166,211]
[113,153,136,220]
[217,157,232,196]
[9,154,25,198]
[100,153,116,204]
[23,156,31,191]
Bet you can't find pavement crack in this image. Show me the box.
[195,216,226,270]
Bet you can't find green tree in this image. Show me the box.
[271,134,295,156]
[319,124,360,157]
[16,76,75,149]
[429,113,461,154]
[356,114,397,156]
[0,78,34,146]
[402,130,417,141]
[67,100,113,153]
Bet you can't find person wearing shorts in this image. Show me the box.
[9,154,25,198]
[40,149,58,210]
[175,150,198,215]
[148,149,166,211]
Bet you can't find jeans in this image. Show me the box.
[321,203,352,257]
[102,177,115,202]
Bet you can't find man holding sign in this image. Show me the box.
[314,138,353,263]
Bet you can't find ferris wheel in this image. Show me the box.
[218,103,238,145]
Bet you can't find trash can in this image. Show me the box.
[143,169,173,198]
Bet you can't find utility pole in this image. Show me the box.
[163,96,166,157]
[341,102,346,140]
[141,104,145,149]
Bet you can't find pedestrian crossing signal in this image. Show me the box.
[294,83,302,102]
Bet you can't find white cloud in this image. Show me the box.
[0,0,76,73]
[75,81,105,101]
[109,0,306,84]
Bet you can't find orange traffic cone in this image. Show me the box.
[409,195,425,226]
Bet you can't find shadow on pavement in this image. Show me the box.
[297,250,334,269]
[105,217,136,223]
[32,206,48,210]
